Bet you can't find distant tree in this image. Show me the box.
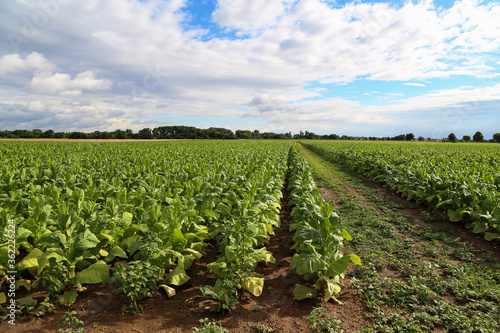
[462,135,471,142]
[138,128,153,139]
[115,129,127,139]
[42,129,55,138]
[405,133,415,141]
[69,132,87,139]
[493,133,500,143]
[473,131,484,142]
[125,129,134,138]
[32,129,43,138]
[236,130,252,139]
[418,136,425,141]
[448,133,457,142]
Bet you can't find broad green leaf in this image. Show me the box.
[17,248,43,276]
[17,296,37,307]
[165,267,190,286]
[242,276,264,297]
[293,285,317,300]
[473,222,487,234]
[325,254,351,278]
[447,209,463,222]
[292,253,327,275]
[15,279,32,291]
[60,288,78,305]
[484,232,500,241]
[207,261,227,277]
[104,246,128,263]
[0,292,6,304]
[73,229,100,258]
[37,249,67,274]
[75,260,109,284]
[340,230,352,240]
[350,254,362,266]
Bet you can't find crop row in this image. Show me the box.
[286,145,360,302]
[302,141,500,241]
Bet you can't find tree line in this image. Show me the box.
[0,127,499,142]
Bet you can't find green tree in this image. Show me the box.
[138,128,153,139]
[405,133,415,141]
[115,129,127,139]
[493,133,500,143]
[462,135,471,142]
[473,131,484,142]
[448,133,457,142]
[32,129,43,138]
[42,129,55,138]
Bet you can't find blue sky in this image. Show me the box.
[0,0,499,138]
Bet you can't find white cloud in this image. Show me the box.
[26,101,44,111]
[404,83,426,87]
[213,0,291,32]
[29,71,113,95]
[0,52,54,76]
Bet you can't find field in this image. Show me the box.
[1,140,499,332]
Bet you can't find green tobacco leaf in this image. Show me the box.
[340,230,352,240]
[75,260,109,284]
[350,254,362,266]
[207,261,227,278]
[73,229,100,258]
[17,296,37,307]
[0,292,6,304]
[60,288,78,305]
[294,228,323,246]
[37,249,67,274]
[104,246,128,263]
[242,276,264,297]
[17,248,43,276]
[292,252,326,275]
[165,267,190,286]
[293,285,317,300]
[447,209,463,222]
[326,254,351,278]
[484,232,500,241]
[473,222,487,234]
[15,279,32,291]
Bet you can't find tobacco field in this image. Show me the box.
[1,140,499,332]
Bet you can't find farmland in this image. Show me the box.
[302,141,500,241]
[1,140,500,332]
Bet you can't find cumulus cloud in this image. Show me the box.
[29,71,113,95]
[0,52,54,76]
[213,0,292,32]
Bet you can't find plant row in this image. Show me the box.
[286,145,360,302]
[302,141,500,241]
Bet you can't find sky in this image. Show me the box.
[0,0,499,139]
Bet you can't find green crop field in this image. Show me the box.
[0,141,354,319]
[302,141,500,241]
[1,140,499,332]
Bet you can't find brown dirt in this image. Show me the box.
[2,186,371,333]
[374,184,500,261]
